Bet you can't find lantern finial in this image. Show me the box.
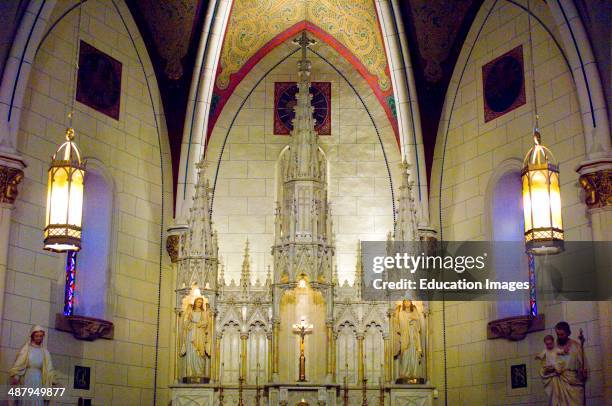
[533,128,541,146]
[66,127,75,141]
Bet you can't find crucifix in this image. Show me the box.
[293,31,316,80]
[292,316,314,381]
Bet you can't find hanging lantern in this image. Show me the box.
[522,129,563,255]
[44,127,86,252]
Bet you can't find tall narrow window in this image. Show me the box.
[73,167,112,318]
[491,171,531,317]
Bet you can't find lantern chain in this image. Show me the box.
[68,0,83,130]
[527,0,540,132]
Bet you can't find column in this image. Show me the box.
[209,310,216,380]
[332,332,337,381]
[356,333,365,382]
[383,334,391,383]
[240,332,248,383]
[174,309,181,382]
[326,322,333,380]
[577,161,612,401]
[267,331,273,382]
[272,320,280,379]
[0,157,25,338]
[386,308,395,382]
[214,335,222,382]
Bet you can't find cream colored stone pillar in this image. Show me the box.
[332,331,337,382]
[356,333,365,382]
[273,320,280,378]
[383,334,391,383]
[214,335,221,382]
[240,332,248,382]
[0,157,25,338]
[577,161,612,401]
[326,323,333,379]
[175,0,233,221]
[174,309,181,382]
[267,331,273,382]
[386,308,395,383]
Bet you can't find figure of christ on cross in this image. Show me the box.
[292,316,314,381]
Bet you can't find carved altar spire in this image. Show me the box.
[176,159,219,291]
[188,160,216,256]
[354,241,363,299]
[286,31,322,181]
[240,239,251,296]
[265,265,272,287]
[272,31,334,285]
[218,258,225,287]
[333,265,339,286]
[395,160,419,241]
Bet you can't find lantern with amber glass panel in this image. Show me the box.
[44,127,86,252]
[522,129,563,255]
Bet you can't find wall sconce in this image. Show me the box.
[522,129,563,255]
[44,128,86,252]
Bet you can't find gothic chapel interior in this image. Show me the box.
[0,0,609,405]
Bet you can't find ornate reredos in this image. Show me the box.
[172,31,429,389]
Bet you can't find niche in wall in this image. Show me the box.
[482,45,525,122]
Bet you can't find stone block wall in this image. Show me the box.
[0,1,173,404]
[427,1,605,404]
[205,38,402,285]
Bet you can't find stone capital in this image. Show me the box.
[418,226,438,242]
[166,234,180,263]
[0,154,26,205]
[577,158,612,210]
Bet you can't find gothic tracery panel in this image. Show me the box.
[247,323,268,384]
[336,323,358,384]
[220,323,241,383]
[364,323,384,383]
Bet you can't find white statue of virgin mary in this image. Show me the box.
[179,295,212,382]
[393,300,425,383]
[9,325,56,405]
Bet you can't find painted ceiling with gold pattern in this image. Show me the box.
[217,0,390,92]
[122,0,487,206]
[208,0,396,138]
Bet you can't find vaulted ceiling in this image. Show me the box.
[126,0,209,200]
[125,0,484,199]
[397,0,484,178]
